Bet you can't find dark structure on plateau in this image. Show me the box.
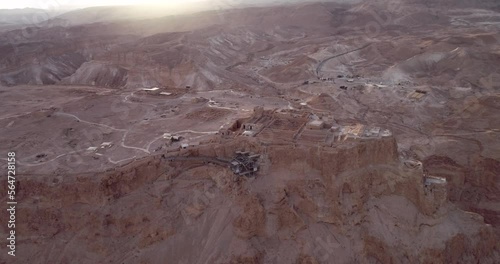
[230,151,260,177]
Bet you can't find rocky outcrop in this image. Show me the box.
[425,155,500,227]
[1,136,498,263]
[61,61,128,88]
[0,52,86,86]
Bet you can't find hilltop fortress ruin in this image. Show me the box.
[1,0,500,262]
[5,105,496,263]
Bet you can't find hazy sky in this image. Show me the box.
[0,0,209,9]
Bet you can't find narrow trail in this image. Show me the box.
[208,102,238,111]
[54,112,127,132]
[17,150,85,167]
[166,155,230,167]
[17,106,222,167]
[108,156,137,165]
[434,134,485,152]
[173,130,218,135]
[120,131,151,154]
[123,91,157,108]
[0,112,33,121]
[316,43,372,76]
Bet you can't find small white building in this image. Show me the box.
[243,123,261,131]
[380,130,392,137]
[142,87,160,91]
[100,142,113,148]
[424,176,447,186]
[242,131,254,137]
[307,120,325,130]
[331,124,341,132]
[370,127,381,135]
[164,133,181,142]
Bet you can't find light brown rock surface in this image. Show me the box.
[1,136,498,263]
[0,0,499,263]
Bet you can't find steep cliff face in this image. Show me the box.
[0,52,86,86]
[265,137,399,182]
[61,61,128,88]
[424,155,500,227]
[2,137,499,263]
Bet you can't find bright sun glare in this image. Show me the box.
[0,0,209,10]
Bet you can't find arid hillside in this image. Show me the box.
[0,0,499,263]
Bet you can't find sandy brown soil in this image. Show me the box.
[0,0,499,263]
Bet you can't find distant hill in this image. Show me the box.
[48,0,363,26]
[0,8,60,25]
[53,5,211,26]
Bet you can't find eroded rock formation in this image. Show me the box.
[2,135,498,263]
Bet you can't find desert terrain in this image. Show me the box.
[0,0,499,263]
